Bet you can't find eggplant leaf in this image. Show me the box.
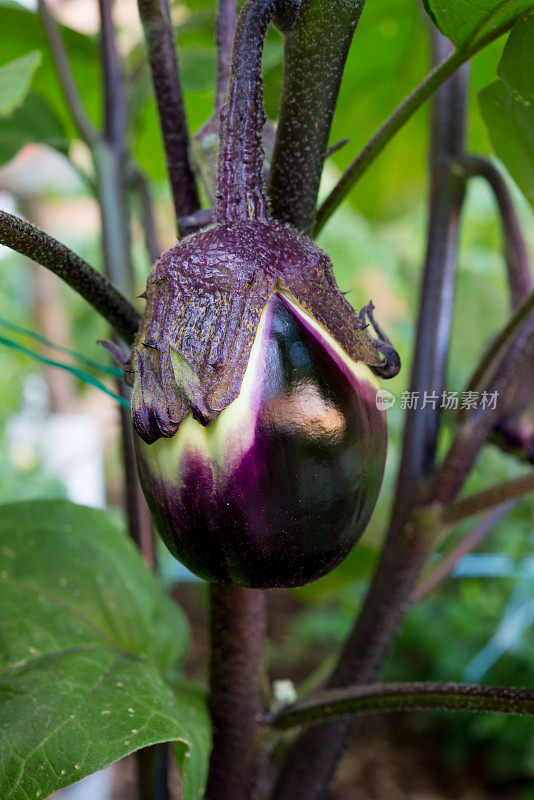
[0,51,41,119]
[479,12,534,209]
[0,499,211,800]
[423,0,534,50]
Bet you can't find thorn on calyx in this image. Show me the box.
[358,301,400,380]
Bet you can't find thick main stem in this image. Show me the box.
[272,32,468,800]
[206,584,267,800]
[137,0,200,226]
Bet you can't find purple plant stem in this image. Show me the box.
[412,503,513,604]
[99,0,127,150]
[215,0,237,110]
[268,0,367,233]
[461,155,532,310]
[427,308,534,506]
[137,0,200,226]
[206,584,267,800]
[393,35,468,518]
[38,0,101,148]
[443,474,534,526]
[98,8,161,795]
[130,167,162,264]
[271,32,469,800]
[216,0,274,223]
[0,210,139,343]
[272,681,534,727]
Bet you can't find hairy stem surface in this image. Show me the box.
[0,211,139,342]
[268,0,366,233]
[272,682,534,728]
[216,0,300,223]
[138,0,200,226]
[215,0,237,110]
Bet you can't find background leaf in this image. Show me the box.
[479,12,534,209]
[0,500,211,800]
[423,0,534,50]
[0,92,69,166]
[0,3,99,138]
[0,51,42,119]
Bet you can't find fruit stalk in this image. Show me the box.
[216,0,300,223]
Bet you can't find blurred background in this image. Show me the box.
[1,0,534,797]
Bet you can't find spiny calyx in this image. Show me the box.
[128,218,391,444]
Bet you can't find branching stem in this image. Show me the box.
[37,0,102,148]
[271,682,534,729]
[215,0,237,110]
[461,154,532,310]
[271,31,469,800]
[137,0,200,226]
[0,211,139,343]
[314,16,525,235]
[428,307,534,506]
[413,503,513,604]
[443,473,534,526]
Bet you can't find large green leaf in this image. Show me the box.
[0,92,69,166]
[0,51,41,118]
[0,500,211,800]
[423,0,534,50]
[479,13,534,209]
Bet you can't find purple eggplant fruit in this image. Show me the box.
[127,0,399,587]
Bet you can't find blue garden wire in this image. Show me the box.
[0,333,129,409]
[0,316,123,378]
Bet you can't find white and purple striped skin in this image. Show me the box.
[134,291,386,588]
